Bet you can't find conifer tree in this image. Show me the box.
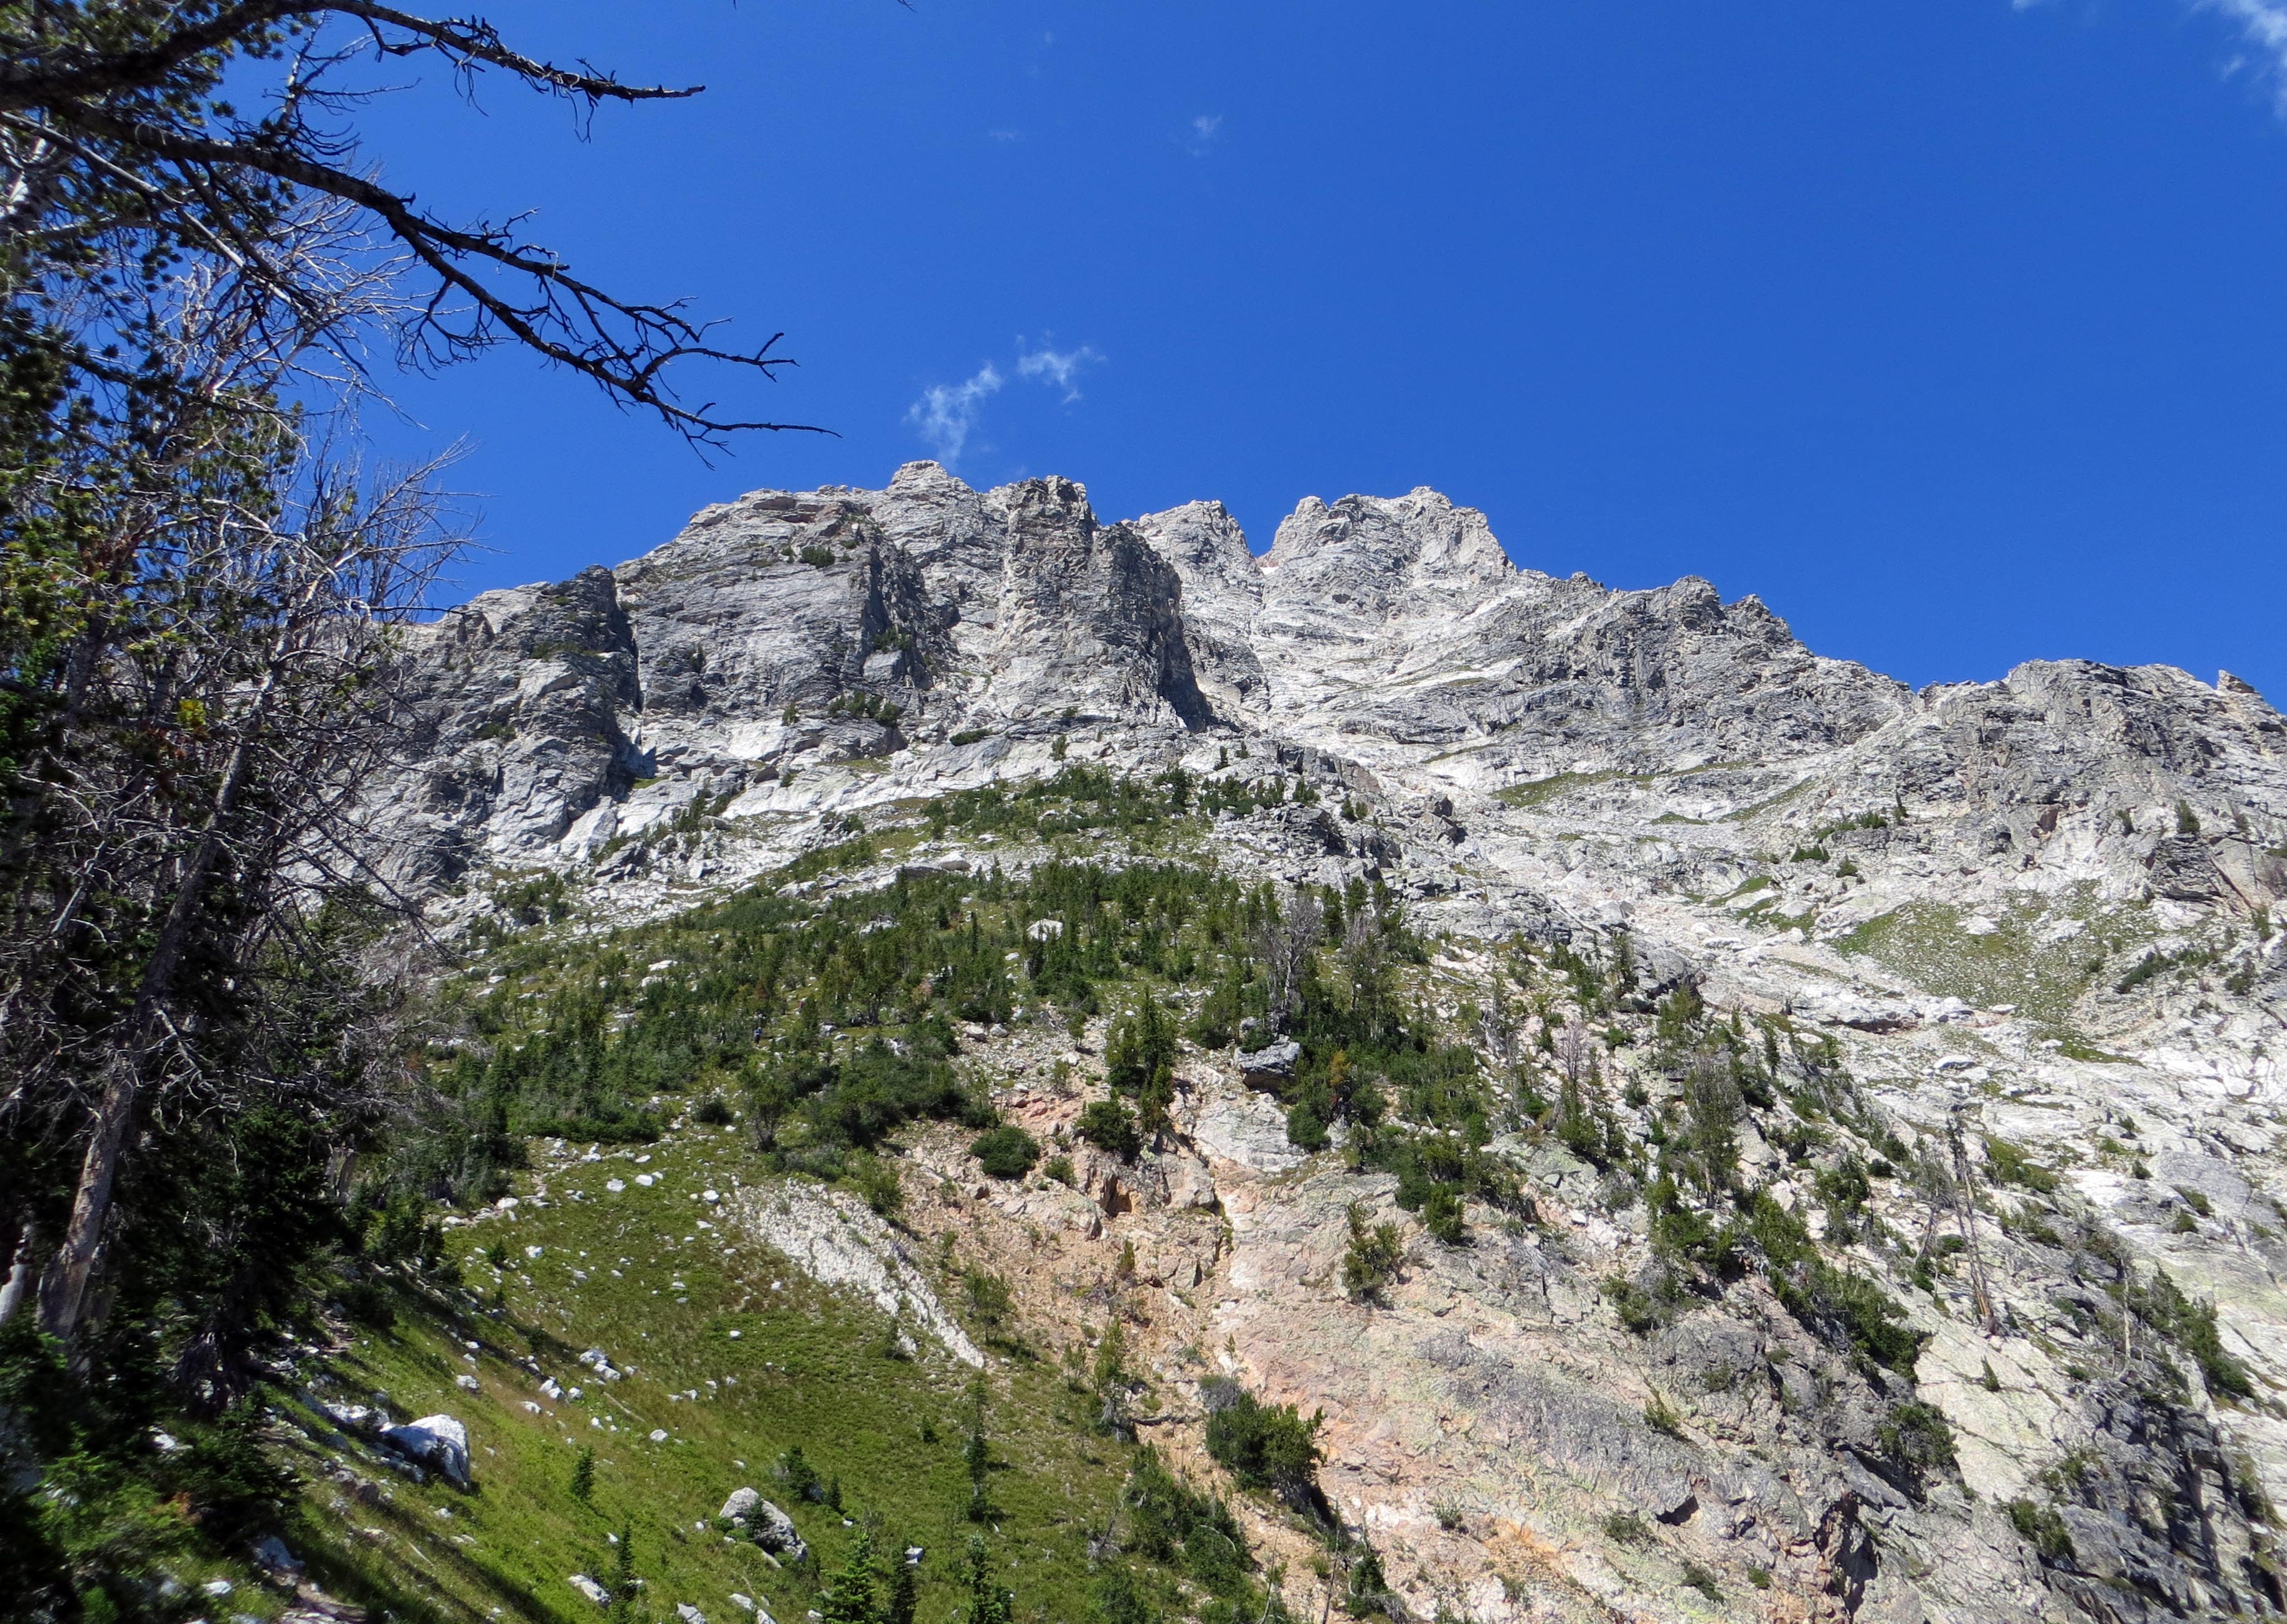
[958,1534,1015,1624]
[608,1526,638,1624]
[1092,1320,1134,1438]
[884,1541,919,1624]
[820,1527,878,1624]
[964,1375,991,1521]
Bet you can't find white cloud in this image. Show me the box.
[2201,0,2287,106]
[908,339,1105,465]
[1186,113,1224,156]
[905,364,1002,468]
[2033,0,2287,111]
[1016,341,1103,403]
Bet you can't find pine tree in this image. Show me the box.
[959,1534,1015,1624]
[964,1376,991,1521]
[1342,1203,1404,1303]
[1107,998,1177,1140]
[1092,1320,1132,1438]
[571,1445,595,1503]
[820,1527,878,1624]
[884,1542,919,1624]
[608,1525,638,1623]
[1344,1539,1390,1617]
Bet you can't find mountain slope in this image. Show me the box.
[333,463,2287,1624]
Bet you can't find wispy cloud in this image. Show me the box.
[2032,0,2287,111]
[2200,0,2287,106]
[1016,340,1103,403]
[1186,113,1224,156]
[905,365,1002,468]
[909,338,1107,465]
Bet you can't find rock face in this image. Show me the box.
[1235,1039,1300,1079]
[374,464,2287,1624]
[375,463,2285,916]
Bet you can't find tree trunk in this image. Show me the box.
[0,1219,36,1324]
[37,653,284,1341]
[37,1059,140,1337]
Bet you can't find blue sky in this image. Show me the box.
[356,2,2287,699]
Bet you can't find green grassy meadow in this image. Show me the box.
[287,1127,1134,1624]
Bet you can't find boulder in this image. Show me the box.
[751,1498,807,1564]
[569,1575,610,1607]
[1236,1039,1300,1080]
[383,1414,471,1488]
[317,1400,381,1436]
[721,1488,807,1564]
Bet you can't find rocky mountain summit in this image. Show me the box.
[375,464,2287,1623]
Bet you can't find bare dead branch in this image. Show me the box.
[0,2,703,115]
[2,2,839,445]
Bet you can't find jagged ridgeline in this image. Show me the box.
[12,461,2286,1624]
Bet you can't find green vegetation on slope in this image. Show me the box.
[1495,770,1629,810]
[278,1128,1196,1624]
[14,767,2261,1622]
[0,769,1331,1624]
[395,765,1469,1236]
[397,766,1249,1194]
[64,1114,1290,1624]
[1835,893,2149,1038]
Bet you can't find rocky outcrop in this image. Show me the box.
[726,1180,982,1368]
[371,567,643,887]
[1128,499,1267,715]
[988,479,1210,727]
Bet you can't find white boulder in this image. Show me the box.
[383,1414,471,1488]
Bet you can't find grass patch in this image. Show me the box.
[1601,1511,1650,1546]
[1834,893,2149,1036]
[1717,777,1817,823]
[285,1131,1145,1624]
[1495,771,1627,810]
[1499,762,1756,816]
